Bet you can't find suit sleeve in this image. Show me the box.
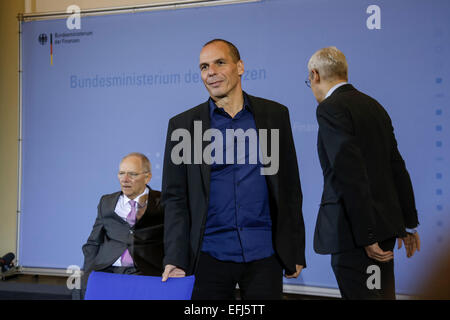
[82,199,106,272]
[316,103,377,247]
[280,107,306,268]
[388,118,419,229]
[161,118,191,272]
[81,198,106,290]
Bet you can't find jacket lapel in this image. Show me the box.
[193,101,211,199]
[134,186,158,227]
[146,187,157,214]
[106,191,126,224]
[247,94,279,201]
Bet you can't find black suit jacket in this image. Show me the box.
[162,93,306,275]
[313,84,419,254]
[82,187,164,277]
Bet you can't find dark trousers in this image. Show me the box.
[331,237,396,300]
[101,265,140,275]
[191,252,283,300]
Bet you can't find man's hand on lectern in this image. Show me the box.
[162,264,186,282]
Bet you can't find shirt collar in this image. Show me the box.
[208,92,252,119]
[122,186,149,207]
[324,81,348,100]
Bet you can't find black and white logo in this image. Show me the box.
[38,33,48,45]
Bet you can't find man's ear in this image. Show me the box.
[237,60,244,76]
[311,69,320,83]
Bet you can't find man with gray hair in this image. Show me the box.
[81,152,164,298]
[306,47,420,299]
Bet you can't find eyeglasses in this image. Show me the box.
[118,171,149,179]
[305,76,311,88]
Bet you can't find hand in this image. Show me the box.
[161,264,186,282]
[364,242,394,262]
[398,232,420,258]
[285,265,304,279]
[136,194,148,220]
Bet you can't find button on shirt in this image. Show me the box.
[201,94,275,263]
[112,187,149,266]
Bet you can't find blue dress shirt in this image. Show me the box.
[201,93,275,263]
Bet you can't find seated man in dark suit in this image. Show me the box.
[81,152,164,297]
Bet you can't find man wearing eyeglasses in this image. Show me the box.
[81,152,164,298]
[306,47,420,299]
